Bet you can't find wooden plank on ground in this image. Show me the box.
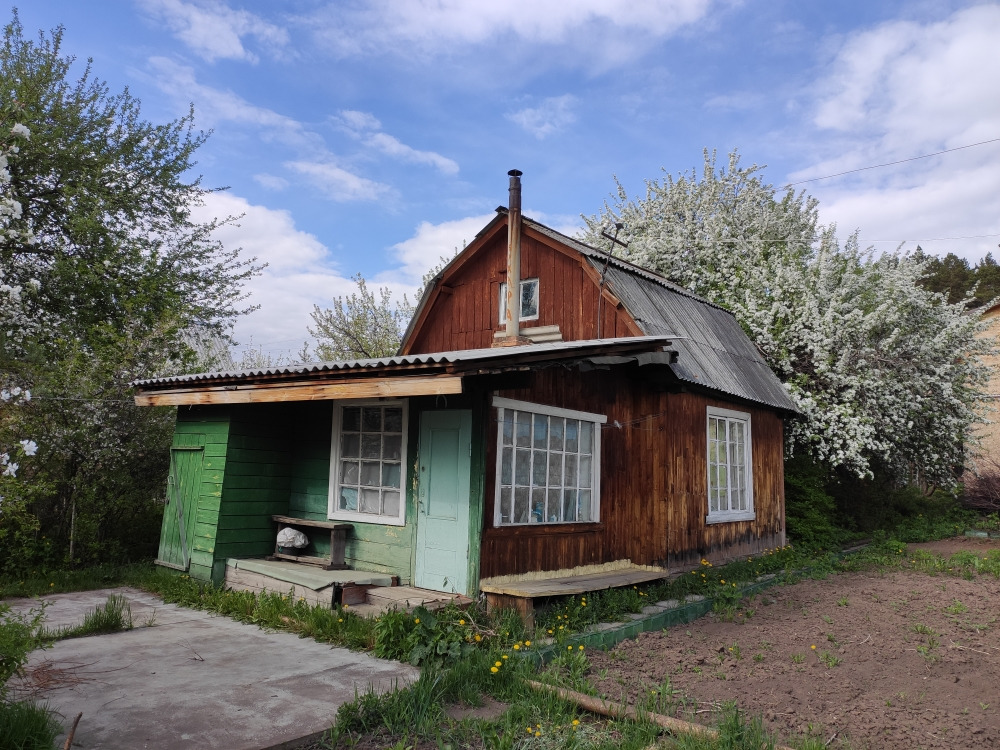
[479,568,666,598]
[224,566,335,608]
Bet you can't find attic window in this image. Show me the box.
[498,278,539,324]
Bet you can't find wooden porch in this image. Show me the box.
[479,560,669,629]
[224,558,472,615]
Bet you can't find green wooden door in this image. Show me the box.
[156,439,205,571]
[415,410,472,594]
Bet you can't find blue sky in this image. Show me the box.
[18,1,1000,357]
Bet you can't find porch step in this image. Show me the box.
[348,586,473,618]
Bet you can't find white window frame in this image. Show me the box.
[706,406,755,524]
[328,399,408,526]
[492,396,605,526]
[498,278,540,324]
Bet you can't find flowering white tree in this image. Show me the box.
[0,111,37,481]
[583,150,990,487]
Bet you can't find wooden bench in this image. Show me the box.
[479,565,668,630]
[269,515,352,570]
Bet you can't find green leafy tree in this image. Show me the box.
[0,12,260,570]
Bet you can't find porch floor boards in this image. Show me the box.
[478,564,669,630]
[224,558,471,617]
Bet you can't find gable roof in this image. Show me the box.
[404,209,798,414]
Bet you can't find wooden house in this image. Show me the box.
[135,171,798,609]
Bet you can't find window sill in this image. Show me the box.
[705,511,756,525]
[485,523,604,536]
[330,511,406,527]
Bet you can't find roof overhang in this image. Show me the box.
[133,337,675,407]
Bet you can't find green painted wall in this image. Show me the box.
[213,404,293,582]
[161,394,489,593]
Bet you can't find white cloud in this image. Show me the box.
[285,160,392,202]
[189,192,356,352]
[506,95,578,139]
[794,5,1000,261]
[364,133,459,175]
[148,59,391,202]
[336,109,459,174]
[253,173,289,191]
[308,0,716,65]
[147,57,318,147]
[379,213,496,287]
[138,0,288,63]
[336,110,383,132]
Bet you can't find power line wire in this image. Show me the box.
[785,137,1000,187]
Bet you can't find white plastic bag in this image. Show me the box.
[276,527,309,549]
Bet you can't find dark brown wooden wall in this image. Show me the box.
[404,226,641,354]
[477,367,785,578]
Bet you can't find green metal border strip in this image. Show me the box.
[529,549,860,666]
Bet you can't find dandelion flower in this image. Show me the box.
[459,619,465,625]
[414,618,420,624]
[513,644,520,650]
[495,661,502,667]
[578,645,584,651]
[525,640,531,646]
[502,654,508,660]
[491,666,498,673]
[811,644,816,650]
[474,634,482,642]
[572,719,580,726]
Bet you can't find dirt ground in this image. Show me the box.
[588,537,1000,749]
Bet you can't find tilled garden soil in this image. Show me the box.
[588,537,1000,749]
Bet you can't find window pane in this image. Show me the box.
[360,461,381,486]
[501,410,514,446]
[361,434,381,459]
[532,414,548,449]
[515,412,531,447]
[382,462,401,489]
[579,455,592,488]
[342,407,361,432]
[531,488,545,523]
[563,489,577,522]
[550,419,564,451]
[547,454,563,487]
[564,454,578,487]
[521,279,539,318]
[382,491,400,517]
[580,422,593,453]
[565,420,579,453]
[499,486,512,523]
[360,488,380,514]
[514,449,531,486]
[341,433,360,459]
[384,408,403,432]
[532,450,547,485]
[339,487,358,511]
[383,434,402,460]
[340,461,359,485]
[513,487,529,523]
[548,489,562,522]
[362,407,382,432]
[578,490,592,522]
[501,447,513,485]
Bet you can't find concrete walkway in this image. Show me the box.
[7,588,419,750]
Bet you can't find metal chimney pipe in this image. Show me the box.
[505,169,523,339]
